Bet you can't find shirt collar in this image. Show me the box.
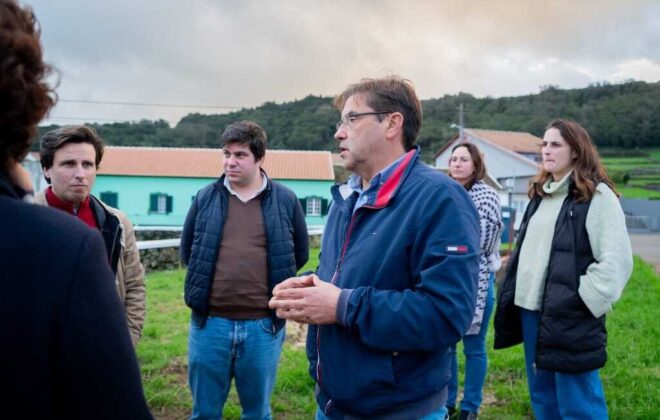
[347,153,408,194]
[223,172,268,202]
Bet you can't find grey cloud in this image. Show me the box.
[28,0,660,125]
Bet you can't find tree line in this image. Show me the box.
[35,80,660,163]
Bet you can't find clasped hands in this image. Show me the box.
[268,274,340,325]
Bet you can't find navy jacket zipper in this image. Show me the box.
[317,210,360,414]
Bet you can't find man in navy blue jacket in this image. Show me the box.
[270,76,480,419]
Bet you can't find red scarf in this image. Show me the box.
[45,186,98,229]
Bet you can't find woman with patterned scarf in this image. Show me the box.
[446,142,504,420]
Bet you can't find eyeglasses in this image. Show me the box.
[335,111,392,130]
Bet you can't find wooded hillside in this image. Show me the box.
[36,80,660,162]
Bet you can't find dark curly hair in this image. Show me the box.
[0,0,56,173]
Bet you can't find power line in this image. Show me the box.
[59,98,244,110]
[42,116,128,123]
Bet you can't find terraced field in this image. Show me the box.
[602,149,660,199]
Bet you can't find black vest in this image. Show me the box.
[495,191,607,373]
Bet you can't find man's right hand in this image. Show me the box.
[269,274,340,325]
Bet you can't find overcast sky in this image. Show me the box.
[28,0,660,126]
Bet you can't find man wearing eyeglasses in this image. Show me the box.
[270,76,480,419]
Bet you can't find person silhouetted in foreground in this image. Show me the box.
[0,1,152,418]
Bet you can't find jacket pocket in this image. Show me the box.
[318,327,396,403]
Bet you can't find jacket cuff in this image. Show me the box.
[336,289,354,326]
[578,275,612,318]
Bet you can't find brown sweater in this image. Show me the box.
[208,193,270,319]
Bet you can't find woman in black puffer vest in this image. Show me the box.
[494,119,633,420]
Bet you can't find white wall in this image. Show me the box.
[435,137,539,230]
[435,137,538,181]
[21,158,49,192]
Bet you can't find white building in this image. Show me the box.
[434,128,542,229]
[22,152,49,192]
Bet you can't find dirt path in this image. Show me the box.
[629,233,660,273]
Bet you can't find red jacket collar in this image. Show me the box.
[372,148,417,208]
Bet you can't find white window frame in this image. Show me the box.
[306,197,322,216]
[157,194,168,214]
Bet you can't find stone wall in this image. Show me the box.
[140,247,182,273]
[135,230,182,273]
[135,230,322,273]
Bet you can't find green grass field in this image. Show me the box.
[138,253,659,419]
[616,186,660,199]
[602,149,660,199]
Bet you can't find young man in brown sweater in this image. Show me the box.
[181,120,309,419]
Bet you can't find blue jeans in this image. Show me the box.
[520,309,608,420]
[188,316,285,420]
[447,273,495,413]
[315,406,448,420]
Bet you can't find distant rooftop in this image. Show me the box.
[467,129,542,154]
[93,146,335,180]
[435,128,542,157]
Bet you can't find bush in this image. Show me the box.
[599,149,649,158]
[608,170,631,184]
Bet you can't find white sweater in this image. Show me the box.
[515,172,633,317]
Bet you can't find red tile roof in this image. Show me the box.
[434,128,542,157]
[467,129,542,154]
[96,146,334,180]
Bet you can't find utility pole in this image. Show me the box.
[458,103,464,140]
[449,103,466,141]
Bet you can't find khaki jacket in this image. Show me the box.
[35,191,146,346]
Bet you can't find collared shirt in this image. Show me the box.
[347,153,407,213]
[223,172,268,203]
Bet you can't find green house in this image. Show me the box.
[91,146,335,230]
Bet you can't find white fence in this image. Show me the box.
[137,238,181,250]
[135,225,324,250]
[625,215,660,232]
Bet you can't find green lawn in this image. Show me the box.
[617,186,660,199]
[628,176,660,187]
[601,148,660,166]
[601,149,660,199]
[138,254,659,419]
